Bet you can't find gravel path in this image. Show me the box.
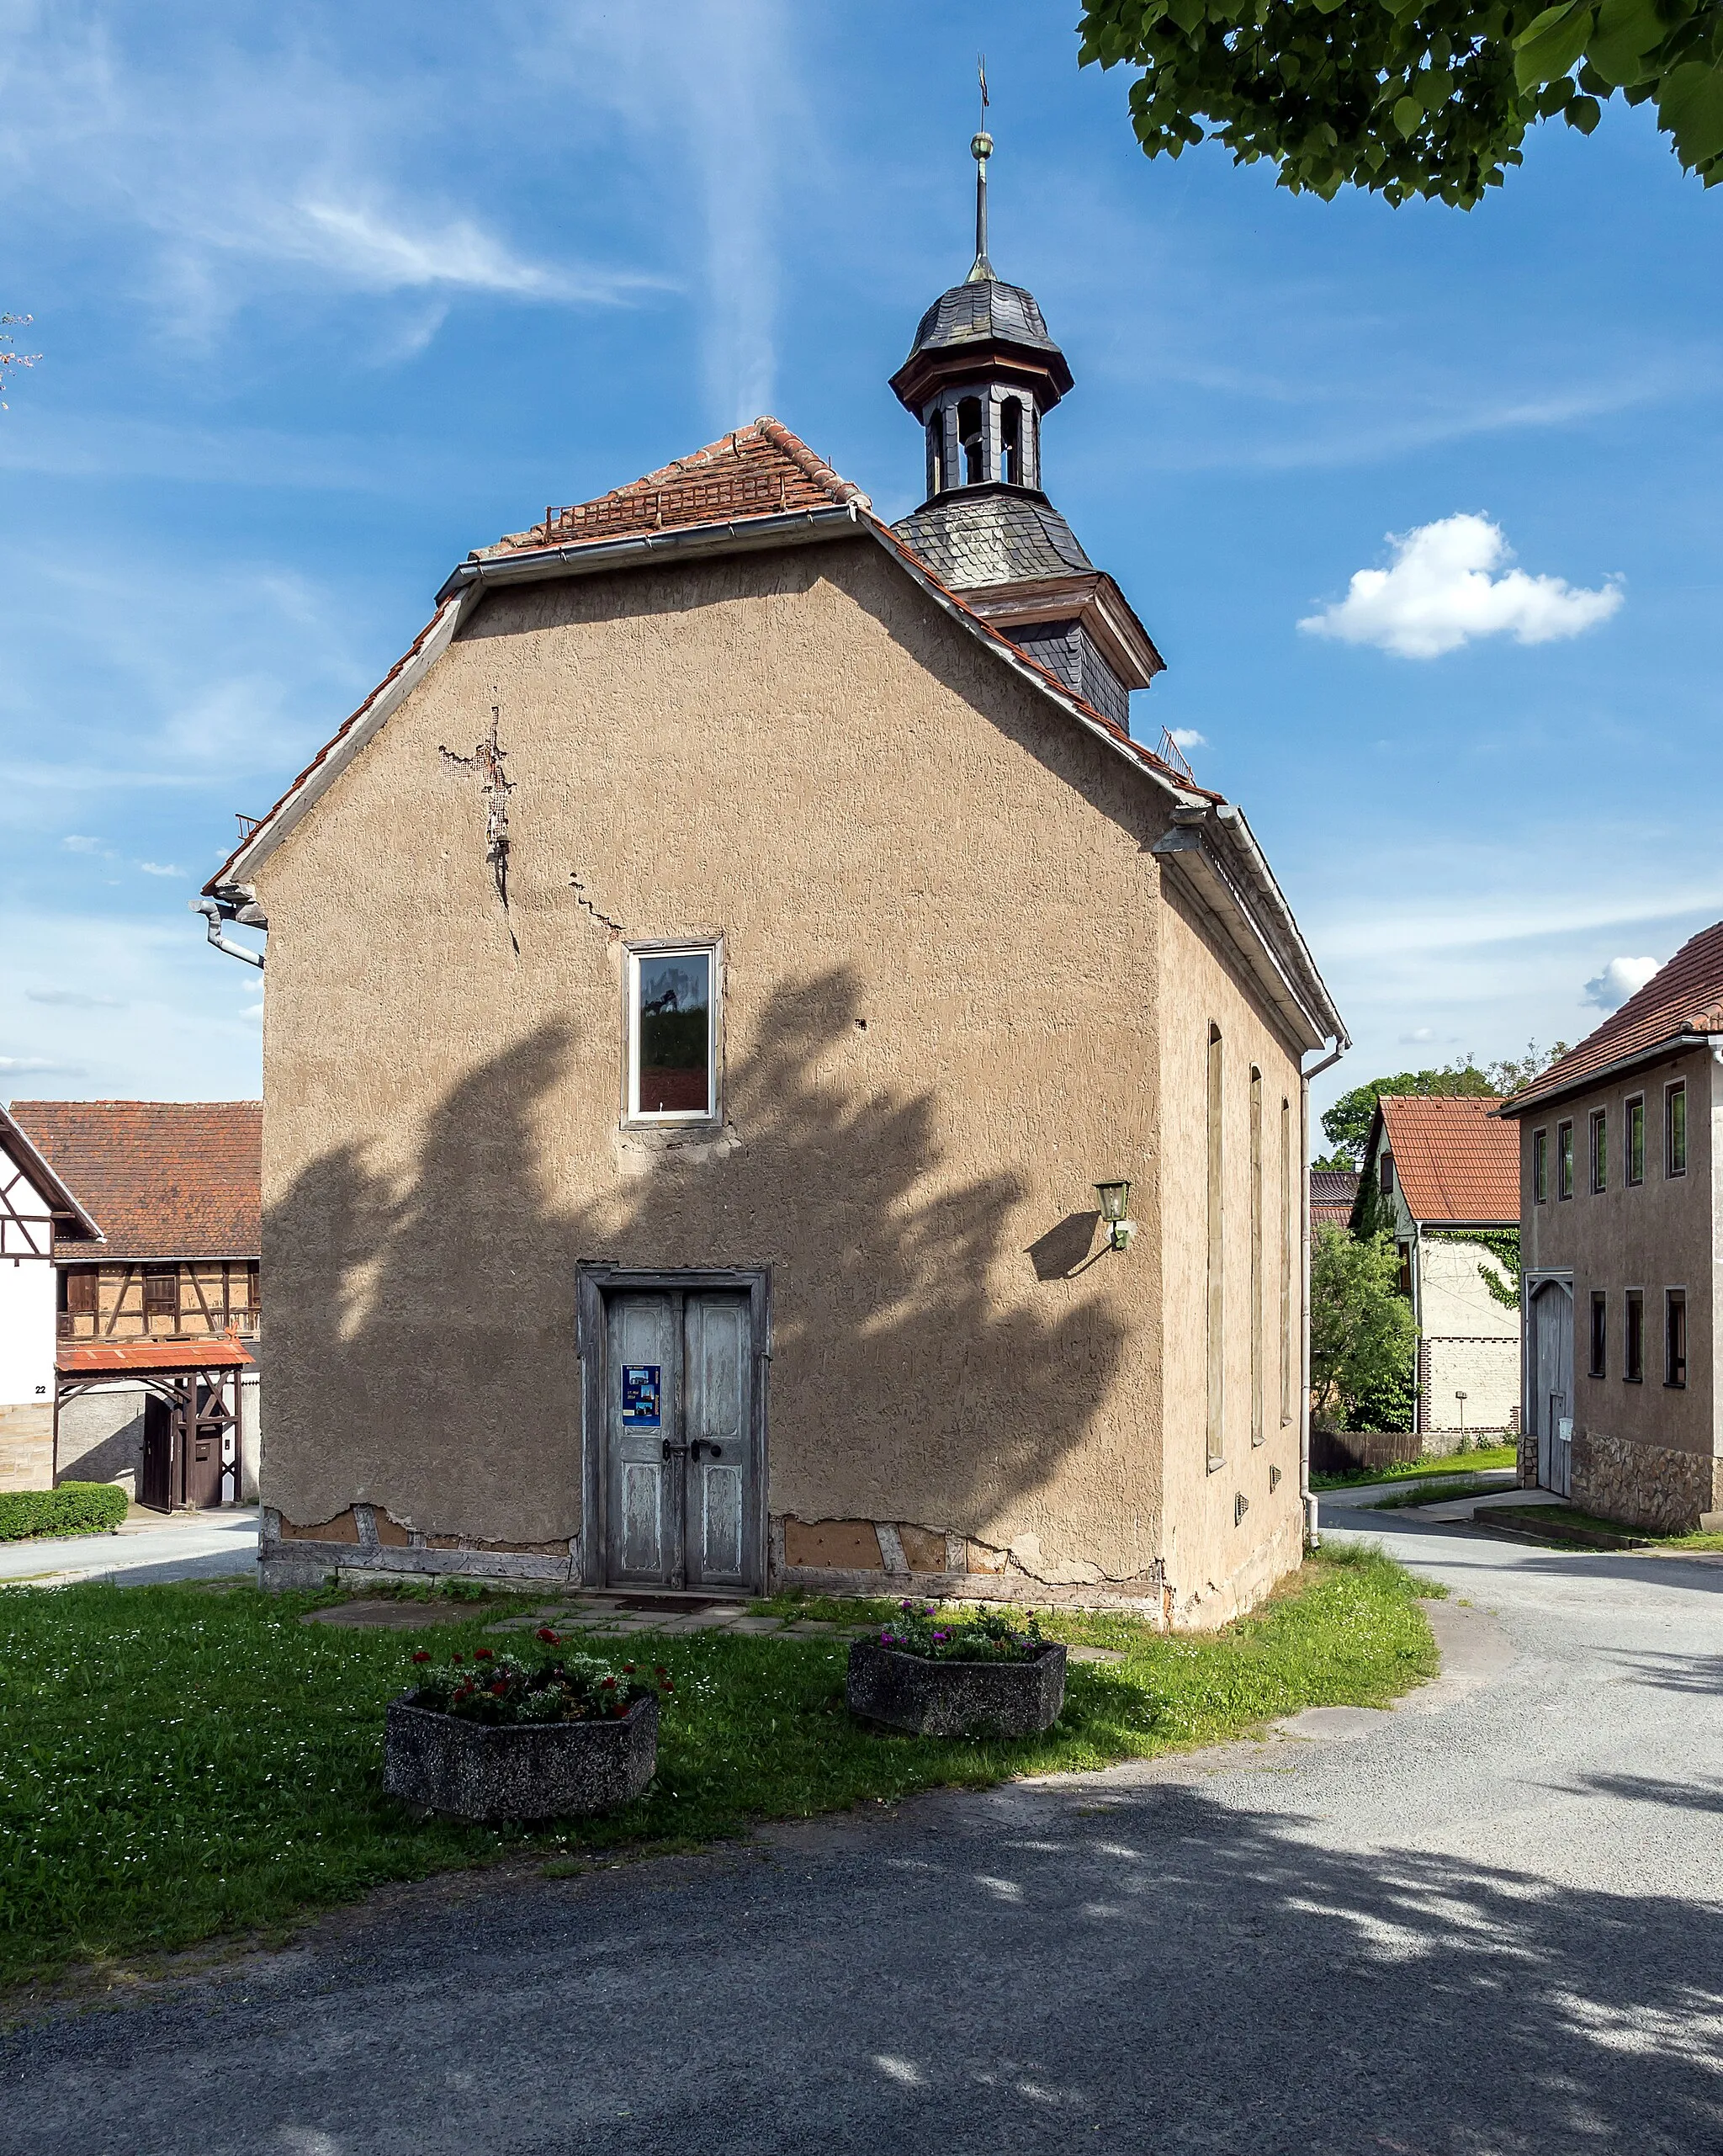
[3,1510,1720,2156]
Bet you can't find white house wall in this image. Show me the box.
[0,1145,56,1489]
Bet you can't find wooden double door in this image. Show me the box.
[600,1286,761,1593]
[140,1375,239,1511]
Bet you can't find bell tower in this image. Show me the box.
[889,125,1164,731]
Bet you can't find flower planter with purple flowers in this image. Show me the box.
[846,1603,1067,1739]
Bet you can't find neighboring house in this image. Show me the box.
[199,145,1346,1626]
[1309,1167,1360,1230]
[0,1105,101,1491]
[1353,1095,1519,1440]
[1499,925,1723,1532]
[4,1102,262,1510]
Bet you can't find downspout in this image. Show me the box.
[1301,1037,1348,1550]
[194,898,265,970]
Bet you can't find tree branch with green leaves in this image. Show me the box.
[1078,0,1723,206]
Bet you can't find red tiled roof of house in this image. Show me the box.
[57,1336,254,1375]
[495,417,867,553]
[1502,921,1723,1115]
[8,1102,261,1261]
[1379,1095,1518,1224]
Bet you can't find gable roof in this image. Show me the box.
[0,1102,103,1242]
[1375,1094,1517,1226]
[1500,921,1723,1117]
[1310,1166,1360,1228]
[199,417,1346,1056]
[7,1102,262,1261]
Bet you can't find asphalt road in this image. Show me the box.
[3,1511,1720,2156]
[0,1506,258,1588]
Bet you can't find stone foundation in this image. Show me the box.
[1572,1427,1723,1534]
[0,1403,53,1492]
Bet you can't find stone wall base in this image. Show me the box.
[1572,1429,1723,1534]
[0,1404,53,1493]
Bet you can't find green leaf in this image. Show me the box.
[1587,0,1668,87]
[1658,60,1723,170]
[1514,0,1594,89]
[1565,92,1604,129]
[1393,93,1423,134]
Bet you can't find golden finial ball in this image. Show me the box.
[971,130,994,162]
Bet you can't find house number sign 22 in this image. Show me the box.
[622,1366,661,1426]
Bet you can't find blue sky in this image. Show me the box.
[2,0,1719,1128]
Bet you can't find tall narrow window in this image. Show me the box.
[1380,1152,1395,1197]
[1249,1068,1264,1447]
[1206,1025,1224,1470]
[628,944,717,1122]
[1626,1096,1645,1186]
[1625,1290,1644,1383]
[1666,1081,1687,1176]
[957,396,984,486]
[925,414,945,497]
[1533,1128,1548,1203]
[999,397,1023,485]
[1665,1290,1688,1387]
[1589,1292,1607,1378]
[1557,1121,1574,1200]
[143,1268,178,1327]
[1590,1109,1607,1193]
[1280,1096,1294,1426]
[64,1267,98,1316]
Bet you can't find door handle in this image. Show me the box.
[661,1438,688,1461]
[687,1441,724,1462]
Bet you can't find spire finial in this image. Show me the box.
[968,53,994,285]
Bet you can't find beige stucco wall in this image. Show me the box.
[1515,1045,1722,1525]
[253,534,1310,1614]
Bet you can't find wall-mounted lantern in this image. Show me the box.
[1094,1179,1135,1253]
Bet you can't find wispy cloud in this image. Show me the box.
[0,1055,85,1075]
[1583,955,1662,1011]
[1300,515,1623,659]
[1168,727,1207,750]
[136,861,185,878]
[26,988,124,1009]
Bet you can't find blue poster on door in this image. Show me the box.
[621,1365,661,1426]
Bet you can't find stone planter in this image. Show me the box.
[846,1638,1067,1739]
[384,1691,658,1822]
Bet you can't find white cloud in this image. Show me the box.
[1583,955,1662,1011]
[1299,514,1623,659]
[0,1055,84,1075]
[1400,1027,1438,1043]
[1168,727,1207,750]
[137,861,186,879]
[61,834,104,852]
[26,988,124,1009]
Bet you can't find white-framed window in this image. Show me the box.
[626,942,718,1123]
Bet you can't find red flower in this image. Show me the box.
[623,1664,636,1675]
[474,1648,494,1660]
[654,1665,668,1676]
[660,1679,675,1692]
[535,1627,559,1644]
[411,1649,431,1664]
[451,1653,464,1664]
[601,1676,618,1689]
[490,1680,508,1697]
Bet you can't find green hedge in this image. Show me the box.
[0,1482,129,1543]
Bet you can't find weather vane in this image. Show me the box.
[970,52,994,282]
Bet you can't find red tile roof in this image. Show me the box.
[58,1336,254,1374]
[8,1102,261,1261]
[1503,921,1723,1115]
[1379,1095,1519,1225]
[496,417,866,551]
[1310,1167,1360,1228]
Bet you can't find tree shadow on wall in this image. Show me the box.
[265,968,1132,1548]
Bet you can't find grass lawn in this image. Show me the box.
[1312,1443,1516,1493]
[0,1546,1439,1991]
[1368,1474,1508,1511]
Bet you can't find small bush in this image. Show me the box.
[0,1482,129,1543]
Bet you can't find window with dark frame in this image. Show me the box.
[1380,1152,1395,1197]
[1589,1292,1607,1378]
[1533,1128,1548,1203]
[1626,1095,1645,1186]
[1590,1109,1607,1193]
[142,1268,178,1324]
[1397,1242,1413,1297]
[1557,1121,1574,1201]
[1665,1290,1687,1388]
[64,1268,98,1316]
[1625,1291,1644,1383]
[1666,1082,1688,1176]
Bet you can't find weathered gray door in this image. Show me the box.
[1530,1280,1573,1497]
[603,1288,756,1590]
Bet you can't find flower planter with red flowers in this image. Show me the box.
[846,1604,1066,1739]
[384,1642,665,1822]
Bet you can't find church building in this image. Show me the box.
[204,135,1345,1627]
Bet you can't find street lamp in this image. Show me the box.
[1094,1180,1135,1254]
